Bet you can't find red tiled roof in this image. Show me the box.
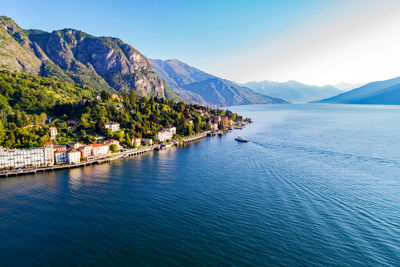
[91,144,106,147]
[44,142,53,145]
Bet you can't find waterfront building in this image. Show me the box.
[212,116,222,123]
[209,122,219,131]
[91,144,109,157]
[54,150,68,164]
[44,142,55,166]
[0,147,45,169]
[105,122,120,132]
[67,150,81,164]
[155,127,176,142]
[132,138,141,147]
[78,145,92,160]
[49,127,57,140]
[221,116,229,127]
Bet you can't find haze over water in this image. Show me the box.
[1,104,399,266]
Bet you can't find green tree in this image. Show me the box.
[110,144,118,153]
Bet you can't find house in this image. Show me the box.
[69,142,83,150]
[209,122,219,131]
[79,145,92,160]
[67,149,81,164]
[155,127,176,142]
[91,144,109,158]
[49,127,57,140]
[220,116,229,127]
[111,94,121,101]
[212,116,222,123]
[44,142,55,166]
[105,122,120,132]
[132,138,141,147]
[155,130,171,142]
[54,150,69,164]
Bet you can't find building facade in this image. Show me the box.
[67,150,81,164]
[79,145,92,159]
[91,144,109,157]
[0,148,46,169]
[105,122,120,132]
[49,127,57,140]
[155,127,176,142]
[54,150,68,164]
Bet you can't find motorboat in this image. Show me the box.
[235,136,248,142]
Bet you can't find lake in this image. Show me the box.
[1,104,399,266]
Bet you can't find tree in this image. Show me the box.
[110,144,118,153]
[0,120,5,144]
[101,90,111,101]
[95,120,105,134]
[126,133,132,147]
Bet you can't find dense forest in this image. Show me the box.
[0,71,241,149]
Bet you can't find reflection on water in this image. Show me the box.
[1,104,400,266]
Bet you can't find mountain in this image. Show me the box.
[317,76,400,104]
[150,59,287,105]
[242,80,342,103]
[334,82,365,92]
[0,16,168,98]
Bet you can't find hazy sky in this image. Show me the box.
[1,0,400,85]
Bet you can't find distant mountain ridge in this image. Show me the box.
[317,76,400,104]
[150,59,287,105]
[0,16,168,98]
[243,80,342,103]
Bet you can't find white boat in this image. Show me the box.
[235,136,248,142]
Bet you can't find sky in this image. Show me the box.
[1,0,400,86]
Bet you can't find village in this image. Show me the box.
[0,114,248,176]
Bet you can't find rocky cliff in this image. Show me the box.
[0,16,166,98]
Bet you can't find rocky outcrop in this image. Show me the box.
[0,16,166,98]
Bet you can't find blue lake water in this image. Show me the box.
[1,104,399,266]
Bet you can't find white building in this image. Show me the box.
[67,149,81,164]
[49,127,57,140]
[209,122,219,131]
[91,144,109,157]
[132,138,141,148]
[79,145,92,160]
[155,127,176,142]
[105,122,120,132]
[44,142,55,166]
[0,147,46,169]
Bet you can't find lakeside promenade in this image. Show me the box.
[0,131,212,178]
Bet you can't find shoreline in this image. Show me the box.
[0,131,214,178]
